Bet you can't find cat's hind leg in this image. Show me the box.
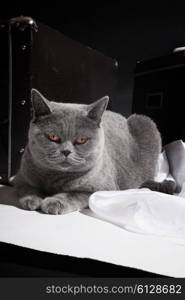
[140,180,177,194]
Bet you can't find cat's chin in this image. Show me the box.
[61,161,71,166]
[59,159,85,171]
[61,158,85,167]
[61,166,71,171]
[60,161,78,170]
[60,161,72,169]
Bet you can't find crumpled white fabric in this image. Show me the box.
[89,140,185,241]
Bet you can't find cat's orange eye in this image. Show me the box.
[75,136,89,144]
[47,133,61,142]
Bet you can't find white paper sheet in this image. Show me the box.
[1,202,185,278]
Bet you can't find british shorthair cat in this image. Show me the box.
[14,89,166,214]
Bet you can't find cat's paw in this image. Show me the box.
[19,195,42,210]
[140,180,177,194]
[40,197,65,215]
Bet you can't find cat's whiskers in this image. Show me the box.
[47,150,85,166]
[47,152,61,161]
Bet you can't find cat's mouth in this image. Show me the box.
[61,157,85,168]
[61,160,71,167]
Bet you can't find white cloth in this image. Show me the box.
[165,140,185,188]
[89,189,185,242]
[154,151,170,182]
[89,140,185,242]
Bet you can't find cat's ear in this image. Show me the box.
[31,89,51,121]
[87,96,109,126]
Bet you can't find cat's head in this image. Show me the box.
[28,89,109,172]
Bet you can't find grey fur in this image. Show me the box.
[14,89,162,214]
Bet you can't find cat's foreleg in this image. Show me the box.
[18,186,43,211]
[40,192,90,215]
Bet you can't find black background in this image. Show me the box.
[1,0,185,115]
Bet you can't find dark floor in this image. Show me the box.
[0,242,166,278]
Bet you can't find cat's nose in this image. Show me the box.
[61,150,71,157]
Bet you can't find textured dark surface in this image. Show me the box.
[1,2,185,117]
[0,23,9,183]
[133,52,185,145]
[0,242,166,277]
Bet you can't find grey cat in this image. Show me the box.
[14,89,165,215]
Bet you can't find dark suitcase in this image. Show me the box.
[132,51,185,145]
[0,17,118,184]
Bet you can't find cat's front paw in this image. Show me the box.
[40,197,65,215]
[19,195,42,210]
